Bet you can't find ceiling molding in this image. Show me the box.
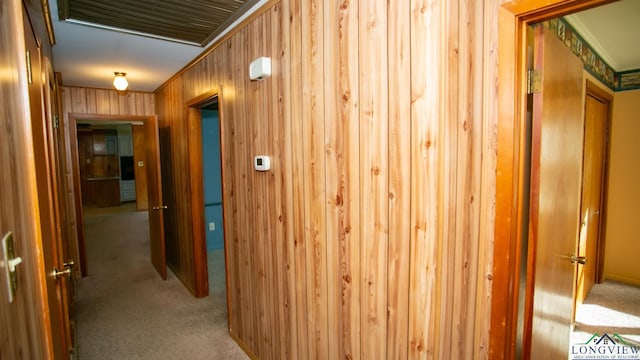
[564,14,618,70]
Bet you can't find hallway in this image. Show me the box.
[75,208,247,359]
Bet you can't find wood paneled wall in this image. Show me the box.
[61,87,155,116]
[155,0,501,358]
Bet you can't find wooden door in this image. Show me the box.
[145,117,167,279]
[1,1,61,357]
[575,94,608,305]
[526,25,584,359]
[44,58,76,355]
[24,10,72,359]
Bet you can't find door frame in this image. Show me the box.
[67,113,156,276]
[491,0,615,358]
[583,79,613,285]
[185,89,225,299]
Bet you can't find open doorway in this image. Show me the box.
[494,0,640,358]
[537,2,640,348]
[184,90,231,324]
[200,102,228,304]
[76,121,148,214]
[68,113,165,279]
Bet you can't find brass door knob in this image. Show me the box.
[570,256,587,265]
[52,267,72,279]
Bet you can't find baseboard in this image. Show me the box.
[604,273,640,287]
[229,330,259,359]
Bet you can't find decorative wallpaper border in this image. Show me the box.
[618,70,640,91]
[543,18,640,92]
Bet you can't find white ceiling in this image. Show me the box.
[50,0,268,92]
[49,0,640,92]
[565,0,640,72]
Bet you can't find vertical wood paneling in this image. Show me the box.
[446,0,484,357]
[301,0,328,358]
[70,87,87,113]
[286,0,308,358]
[475,1,500,355]
[359,0,388,359]
[269,4,294,359]
[438,0,458,355]
[408,0,442,358]
[219,45,243,342]
[95,89,110,114]
[248,14,272,358]
[153,0,499,358]
[109,91,119,114]
[324,1,360,358]
[232,25,258,351]
[85,89,97,113]
[63,87,155,118]
[387,0,411,358]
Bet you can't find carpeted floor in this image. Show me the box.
[571,280,640,346]
[75,209,248,359]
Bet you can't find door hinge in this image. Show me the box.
[53,115,59,129]
[527,69,542,94]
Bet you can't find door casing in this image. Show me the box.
[67,113,160,277]
[185,89,225,299]
[583,79,613,286]
[492,0,616,358]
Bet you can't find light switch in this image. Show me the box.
[2,232,21,303]
[137,161,144,167]
[209,222,215,231]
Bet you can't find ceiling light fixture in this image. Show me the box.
[113,72,128,91]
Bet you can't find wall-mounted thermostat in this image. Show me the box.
[254,156,271,171]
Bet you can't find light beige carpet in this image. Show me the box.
[75,210,248,359]
[571,280,640,346]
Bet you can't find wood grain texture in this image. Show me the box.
[0,1,52,357]
[408,0,441,357]
[284,0,308,357]
[154,0,500,358]
[359,0,388,358]
[62,87,155,117]
[324,1,361,359]
[475,0,500,358]
[387,0,411,358]
[300,0,328,358]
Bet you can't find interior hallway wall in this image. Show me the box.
[604,88,640,286]
[154,0,501,358]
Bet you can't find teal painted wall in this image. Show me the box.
[201,109,224,251]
